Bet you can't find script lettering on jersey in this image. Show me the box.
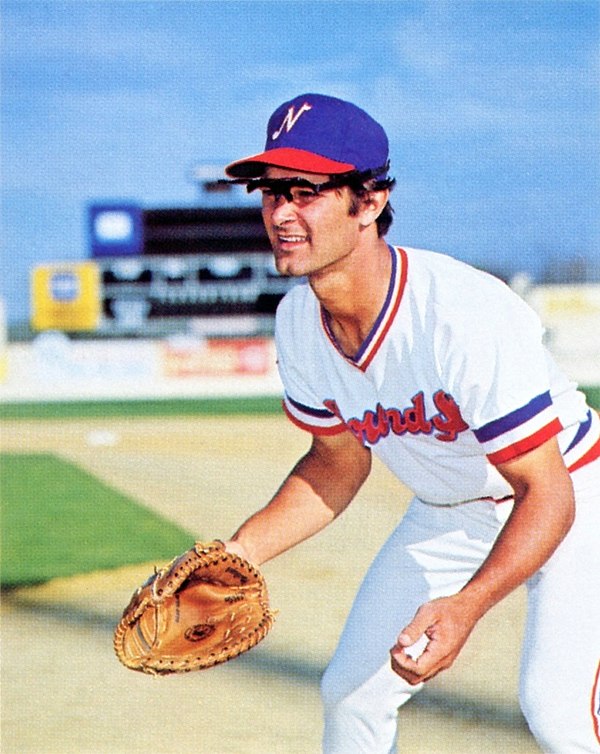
[271,103,312,140]
[324,390,469,446]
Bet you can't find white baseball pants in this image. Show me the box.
[321,460,600,753]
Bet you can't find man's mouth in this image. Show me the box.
[278,233,308,245]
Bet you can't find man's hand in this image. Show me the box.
[389,594,478,685]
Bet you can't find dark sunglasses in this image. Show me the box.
[245,175,351,203]
[220,163,394,203]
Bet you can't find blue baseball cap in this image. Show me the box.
[225,93,390,180]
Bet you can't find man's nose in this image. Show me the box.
[269,194,297,224]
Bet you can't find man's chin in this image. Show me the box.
[273,256,305,278]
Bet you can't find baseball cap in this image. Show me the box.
[224,93,390,180]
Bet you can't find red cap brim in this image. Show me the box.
[225,147,356,178]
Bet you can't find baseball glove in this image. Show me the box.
[113,540,275,675]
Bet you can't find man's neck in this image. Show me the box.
[310,237,392,359]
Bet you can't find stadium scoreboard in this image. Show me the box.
[32,202,299,336]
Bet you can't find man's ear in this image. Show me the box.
[358,189,390,228]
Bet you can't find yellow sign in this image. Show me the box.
[31,262,101,331]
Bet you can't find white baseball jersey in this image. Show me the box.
[275,245,600,505]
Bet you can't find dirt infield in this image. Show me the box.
[1,415,540,753]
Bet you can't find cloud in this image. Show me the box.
[376,5,599,153]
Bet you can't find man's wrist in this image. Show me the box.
[223,539,256,565]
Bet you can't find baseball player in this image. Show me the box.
[222,93,600,753]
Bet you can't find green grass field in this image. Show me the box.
[0,396,283,420]
[2,386,597,586]
[0,452,195,585]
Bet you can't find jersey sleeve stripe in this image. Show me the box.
[564,409,592,453]
[473,391,553,443]
[564,409,600,472]
[285,393,338,419]
[282,400,347,435]
[486,418,562,465]
[476,400,558,458]
[567,434,600,473]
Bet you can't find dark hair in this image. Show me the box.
[346,177,395,237]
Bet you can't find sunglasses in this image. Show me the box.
[220,163,393,204]
[245,176,352,204]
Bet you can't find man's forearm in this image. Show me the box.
[228,474,341,565]
[458,447,575,621]
[227,433,372,565]
[463,441,575,615]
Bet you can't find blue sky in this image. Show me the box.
[2,0,599,323]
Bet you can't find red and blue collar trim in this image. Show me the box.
[320,245,408,371]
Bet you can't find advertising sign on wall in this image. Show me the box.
[31,262,101,332]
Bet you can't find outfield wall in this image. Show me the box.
[1,284,599,403]
[524,283,600,385]
[0,334,283,402]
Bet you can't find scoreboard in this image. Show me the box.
[32,201,299,336]
[98,251,292,334]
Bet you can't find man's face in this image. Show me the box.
[259,167,363,279]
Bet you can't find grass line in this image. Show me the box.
[0,395,283,420]
[1,388,597,421]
